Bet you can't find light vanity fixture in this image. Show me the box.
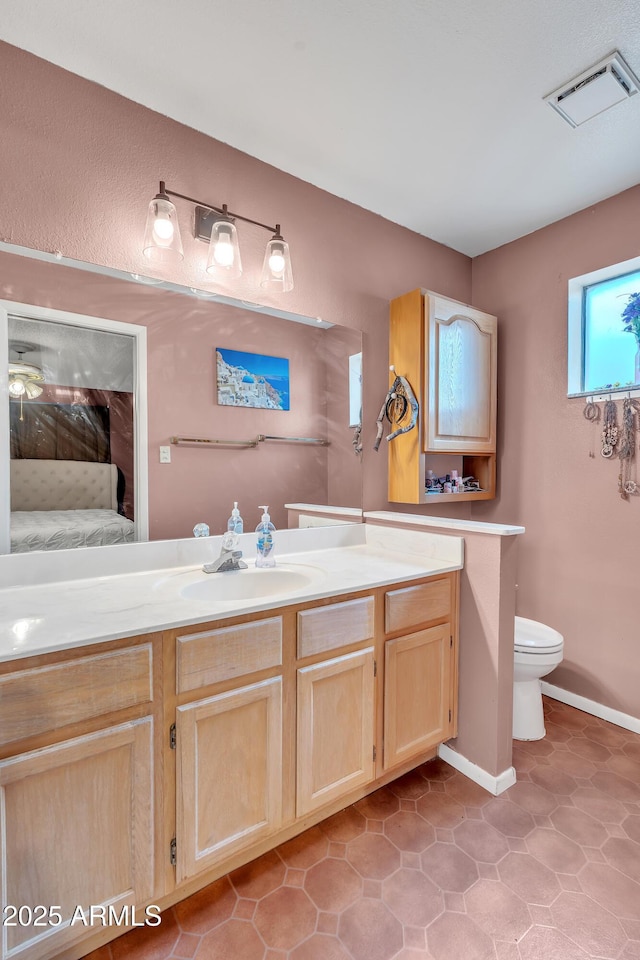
[142,181,294,292]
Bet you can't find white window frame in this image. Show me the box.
[568,254,640,399]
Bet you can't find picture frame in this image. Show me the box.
[216,347,290,410]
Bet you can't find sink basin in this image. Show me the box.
[179,564,321,603]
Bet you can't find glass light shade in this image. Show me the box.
[260,236,293,292]
[206,219,242,280]
[143,196,184,263]
[8,378,26,397]
[24,381,44,400]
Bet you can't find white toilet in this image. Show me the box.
[513,616,564,741]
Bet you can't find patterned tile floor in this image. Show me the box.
[84,698,640,960]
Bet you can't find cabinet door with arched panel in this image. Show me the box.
[425,293,497,453]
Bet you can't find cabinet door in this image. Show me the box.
[0,718,154,960]
[384,624,454,770]
[297,647,375,817]
[425,294,497,452]
[176,677,282,884]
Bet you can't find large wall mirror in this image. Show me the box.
[0,245,363,556]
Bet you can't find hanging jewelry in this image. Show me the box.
[601,399,619,458]
[617,397,640,498]
[583,399,600,458]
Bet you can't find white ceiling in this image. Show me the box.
[2,0,640,256]
[9,316,134,392]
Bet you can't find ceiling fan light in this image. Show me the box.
[8,378,26,397]
[24,381,44,400]
[8,355,45,401]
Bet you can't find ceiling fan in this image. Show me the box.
[8,342,46,421]
[8,342,45,400]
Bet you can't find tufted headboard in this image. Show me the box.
[10,460,119,512]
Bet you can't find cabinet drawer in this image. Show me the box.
[297,596,374,659]
[385,578,451,634]
[0,645,153,747]
[177,617,282,693]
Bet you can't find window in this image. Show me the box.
[568,256,640,397]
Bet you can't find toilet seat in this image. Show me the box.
[514,616,564,655]
[514,640,563,655]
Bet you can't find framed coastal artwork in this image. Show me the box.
[216,347,290,410]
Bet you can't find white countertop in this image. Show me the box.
[285,503,364,518]
[365,511,525,537]
[0,524,463,662]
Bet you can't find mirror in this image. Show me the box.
[0,244,363,555]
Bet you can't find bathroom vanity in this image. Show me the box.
[0,524,462,960]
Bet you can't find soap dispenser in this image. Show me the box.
[255,505,276,568]
[227,501,244,534]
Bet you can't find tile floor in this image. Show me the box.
[84,698,640,960]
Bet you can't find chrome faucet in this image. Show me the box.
[203,531,248,574]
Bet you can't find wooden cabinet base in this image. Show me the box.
[176,677,283,884]
[51,742,440,960]
[3,571,458,960]
[0,719,154,960]
[297,648,375,816]
[384,624,454,770]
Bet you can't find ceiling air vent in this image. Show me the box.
[544,51,640,127]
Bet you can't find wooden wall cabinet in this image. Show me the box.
[389,288,497,503]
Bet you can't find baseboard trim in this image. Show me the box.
[438,743,516,796]
[541,682,640,735]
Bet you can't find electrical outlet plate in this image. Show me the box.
[159,445,171,463]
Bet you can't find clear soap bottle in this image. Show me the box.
[227,501,243,534]
[255,505,276,568]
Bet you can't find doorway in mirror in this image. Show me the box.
[1,301,148,555]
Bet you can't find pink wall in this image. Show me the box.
[0,40,472,524]
[473,185,640,720]
[3,41,636,723]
